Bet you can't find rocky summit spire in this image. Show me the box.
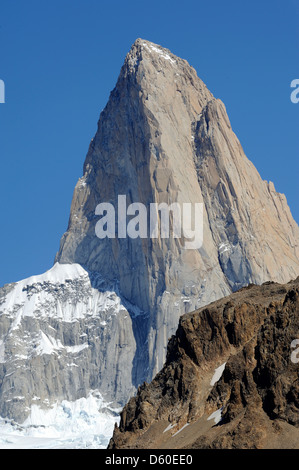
[56,38,299,375]
[0,40,298,425]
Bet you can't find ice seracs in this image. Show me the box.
[0,391,120,449]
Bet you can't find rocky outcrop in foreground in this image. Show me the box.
[109,278,299,449]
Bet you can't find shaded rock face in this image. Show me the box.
[193,99,299,290]
[109,278,299,449]
[0,39,299,423]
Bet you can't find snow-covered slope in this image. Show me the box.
[1,262,127,324]
[0,263,144,426]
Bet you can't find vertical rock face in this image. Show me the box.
[193,99,299,290]
[0,39,298,422]
[56,39,299,379]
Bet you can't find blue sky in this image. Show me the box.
[0,0,298,286]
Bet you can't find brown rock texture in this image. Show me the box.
[109,277,299,449]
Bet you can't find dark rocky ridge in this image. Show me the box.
[109,278,299,449]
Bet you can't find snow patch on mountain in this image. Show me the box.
[210,362,226,386]
[142,41,176,63]
[207,408,223,425]
[0,262,127,326]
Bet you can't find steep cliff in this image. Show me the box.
[55,38,299,384]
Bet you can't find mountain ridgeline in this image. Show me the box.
[0,39,298,424]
